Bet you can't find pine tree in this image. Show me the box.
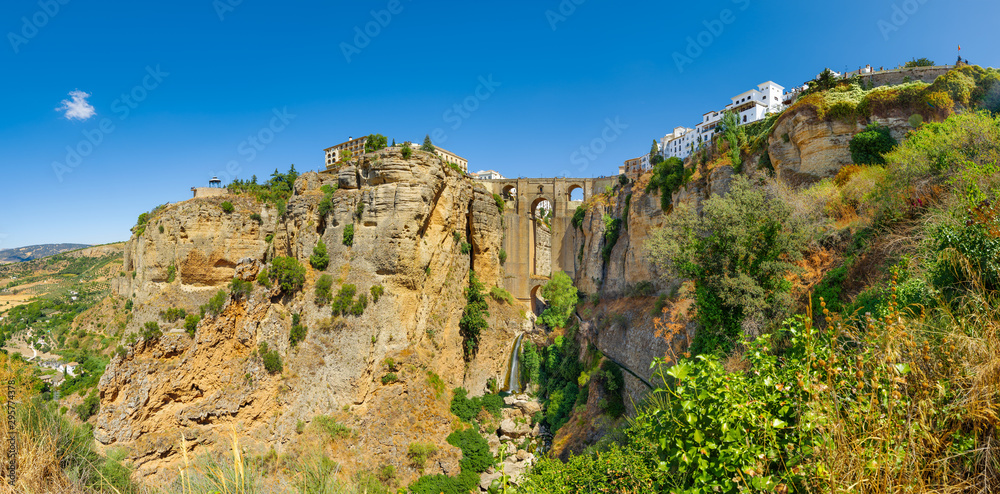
[421,134,436,152]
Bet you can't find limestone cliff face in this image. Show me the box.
[768,107,913,185]
[98,148,525,483]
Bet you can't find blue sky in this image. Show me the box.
[1,0,997,247]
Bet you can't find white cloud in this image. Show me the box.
[56,90,96,121]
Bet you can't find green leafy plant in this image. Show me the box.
[381,373,398,385]
[401,141,413,159]
[459,271,489,360]
[183,314,201,337]
[258,342,282,374]
[200,290,227,317]
[315,274,334,305]
[289,314,307,347]
[221,201,235,213]
[268,257,306,292]
[343,224,354,246]
[538,271,578,329]
[331,284,357,316]
[850,123,898,165]
[370,284,384,303]
[309,240,329,270]
[228,278,253,299]
[499,248,507,265]
[166,264,176,283]
[141,321,162,341]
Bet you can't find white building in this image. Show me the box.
[657,81,787,162]
[472,169,505,180]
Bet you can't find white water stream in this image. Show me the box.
[501,333,525,393]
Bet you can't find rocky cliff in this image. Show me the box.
[98,148,528,485]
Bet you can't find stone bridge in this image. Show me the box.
[479,176,617,310]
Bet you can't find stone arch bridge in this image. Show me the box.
[478,176,617,310]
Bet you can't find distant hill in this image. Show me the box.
[0,244,91,264]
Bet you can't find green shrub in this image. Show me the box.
[459,271,489,360]
[450,388,480,422]
[74,390,100,421]
[183,314,201,337]
[598,360,625,418]
[350,294,368,316]
[355,201,365,218]
[258,342,283,374]
[158,225,164,234]
[141,321,162,341]
[521,443,657,493]
[364,133,388,153]
[343,224,354,246]
[426,371,446,399]
[289,317,308,347]
[256,268,271,288]
[571,205,586,229]
[647,176,808,355]
[492,193,505,212]
[520,341,541,388]
[447,428,494,473]
[229,278,253,299]
[850,123,898,165]
[401,142,413,159]
[618,174,628,185]
[538,271,578,329]
[460,242,472,254]
[600,214,622,264]
[489,286,514,304]
[480,393,503,418]
[250,213,262,223]
[499,248,507,265]
[265,233,274,243]
[309,240,329,270]
[408,442,438,470]
[331,284,357,316]
[370,284,384,303]
[315,274,334,305]
[314,415,354,440]
[381,373,398,385]
[166,264,176,283]
[159,307,186,323]
[221,201,235,213]
[269,256,306,292]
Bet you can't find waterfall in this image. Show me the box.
[502,333,525,393]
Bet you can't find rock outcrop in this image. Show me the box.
[97,148,524,485]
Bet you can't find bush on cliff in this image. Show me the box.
[459,271,489,361]
[268,257,306,292]
[309,240,329,271]
[849,123,897,165]
[342,224,354,246]
[648,175,808,355]
[315,274,333,305]
[200,290,227,317]
[538,271,578,330]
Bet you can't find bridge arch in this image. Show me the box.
[567,184,584,202]
[478,175,618,308]
[530,284,547,316]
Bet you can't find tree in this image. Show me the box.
[315,274,334,305]
[811,68,839,93]
[645,157,689,211]
[459,271,489,361]
[538,271,578,329]
[719,111,743,171]
[400,142,413,159]
[649,139,664,165]
[269,257,306,292]
[421,135,435,152]
[849,123,897,165]
[647,176,808,355]
[364,134,388,153]
[905,57,935,68]
[310,240,329,270]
